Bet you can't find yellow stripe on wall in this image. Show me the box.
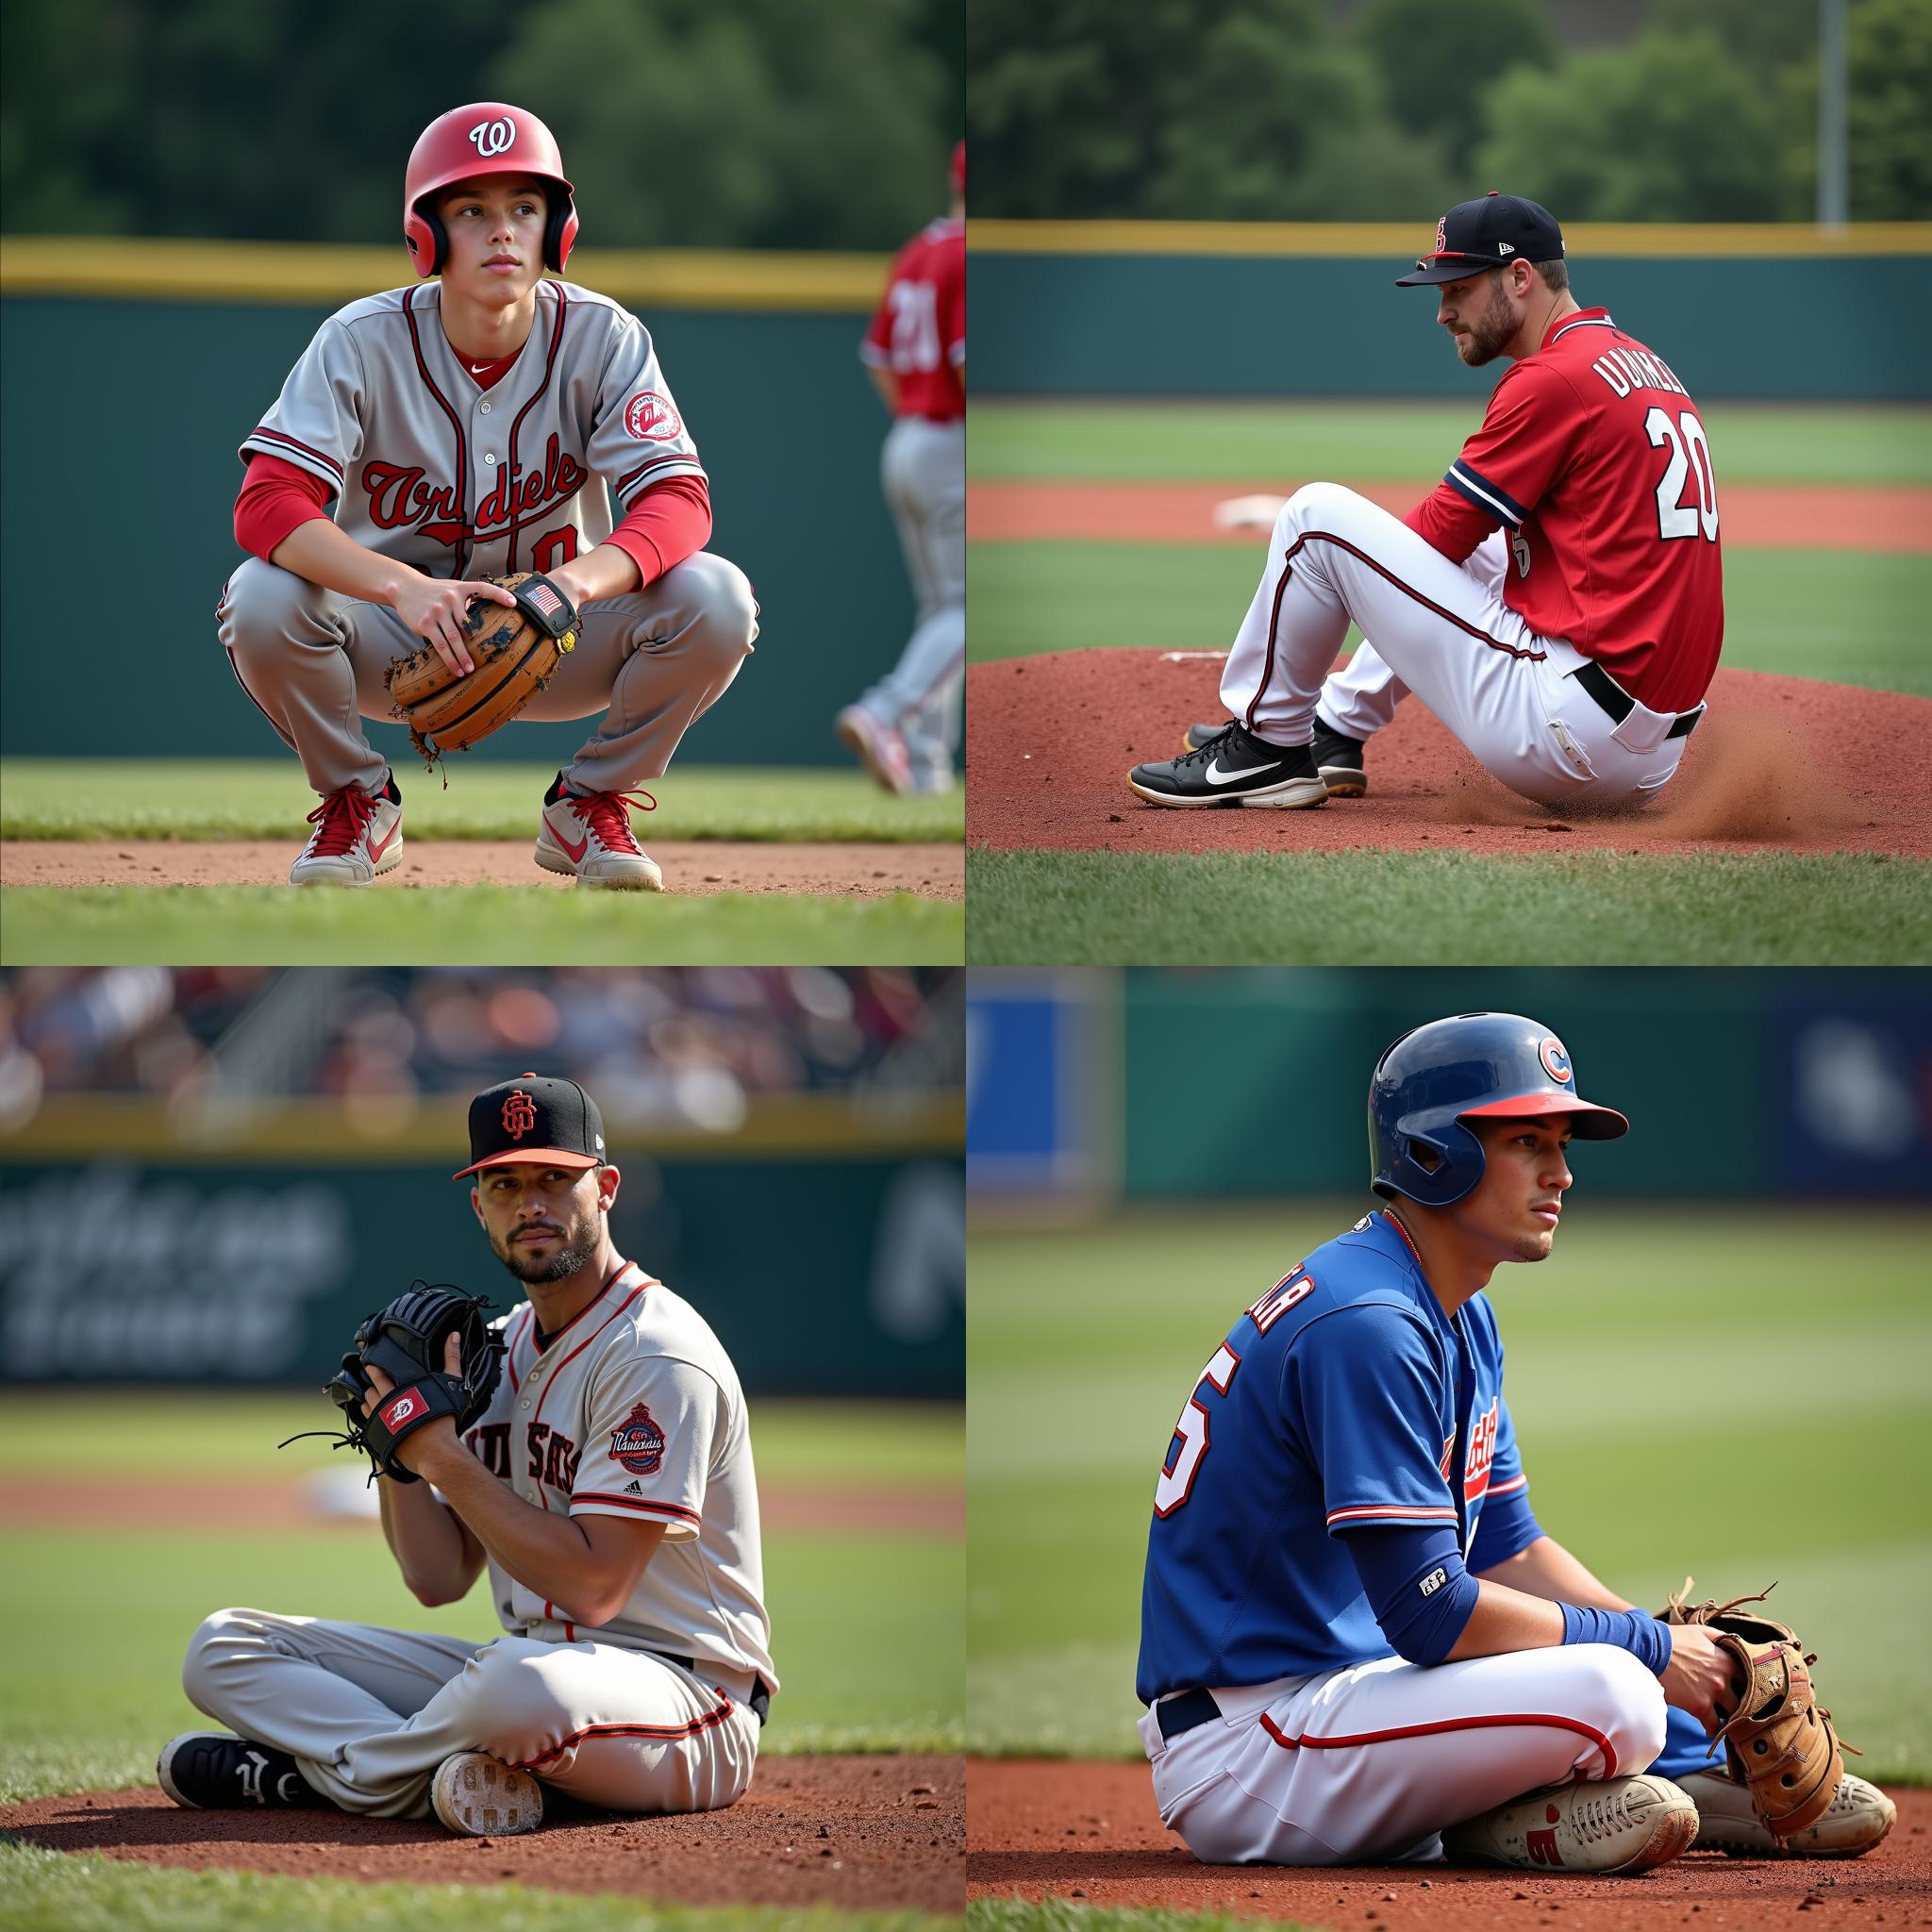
[968,219,1932,258]
[0,236,887,310]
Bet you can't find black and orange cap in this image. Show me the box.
[454,1073,606,1179]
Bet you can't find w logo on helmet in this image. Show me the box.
[1539,1038,1573,1084]
[469,116,516,158]
[502,1091,538,1138]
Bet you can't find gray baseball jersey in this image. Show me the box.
[465,1258,775,1694]
[241,279,703,576]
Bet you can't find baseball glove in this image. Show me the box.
[384,572,578,772]
[283,1284,505,1484]
[1661,1578,1853,1837]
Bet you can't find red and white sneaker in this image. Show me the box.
[535,773,663,891]
[836,705,915,795]
[289,774,403,887]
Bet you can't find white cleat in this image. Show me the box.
[1443,1774,1699,1875]
[1679,1767,1897,1857]
[429,1751,544,1837]
[535,774,663,891]
[836,705,915,795]
[289,775,403,887]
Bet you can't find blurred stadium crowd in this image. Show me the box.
[0,968,962,1135]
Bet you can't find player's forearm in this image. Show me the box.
[547,541,641,608]
[1442,1578,1567,1660]
[1474,1534,1633,1612]
[376,1474,479,1606]
[415,1439,614,1624]
[270,517,423,608]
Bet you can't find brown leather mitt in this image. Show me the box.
[1661,1579,1852,1837]
[384,572,578,771]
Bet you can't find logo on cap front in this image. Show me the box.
[1434,215,1447,254]
[1540,1038,1573,1084]
[502,1091,538,1139]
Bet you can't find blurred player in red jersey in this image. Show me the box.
[836,141,965,795]
[1131,193,1724,813]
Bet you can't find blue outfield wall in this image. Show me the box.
[970,247,1931,401]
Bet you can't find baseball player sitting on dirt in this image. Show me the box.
[220,103,758,891]
[1129,194,1723,817]
[1136,1013,1892,1874]
[158,1073,775,1838]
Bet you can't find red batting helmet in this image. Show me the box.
[949,140,965,199]
[403,103,579,277]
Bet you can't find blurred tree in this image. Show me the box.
[1471,30,1785,220]
[1352,0,1557,174]
[1644,0,1818,86]
[0,0,955,247]
[1778,0,1932,219]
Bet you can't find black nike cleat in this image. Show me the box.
[1309,722,1368,796]
[158,1732,331,1809]
[1129,721,1329,809]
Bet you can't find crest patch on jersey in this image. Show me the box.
[624,391,683,442]
[610,1401,666,1474]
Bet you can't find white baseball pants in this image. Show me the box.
[1139,1645,1669,1866]
[1219,483,1695,807]
[181,1606,760,1821]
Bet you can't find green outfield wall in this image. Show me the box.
[0,241,909,764]
[970,222,1932,401]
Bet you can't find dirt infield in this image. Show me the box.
[968,1758,1928,1929]
[0,1754,962,1911]
[0,840,963,898]
[969,480,1932,553]
[967,651,1932,858]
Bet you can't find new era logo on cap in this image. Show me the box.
[1395,192,1564,286]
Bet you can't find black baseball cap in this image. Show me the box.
[454,1073,607,1179]
[1395,192,1564,286]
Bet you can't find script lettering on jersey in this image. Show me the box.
[466,1421,512,1475]
[1246,1272,1315,1335]
[1464,1394,1500,1502]
[524,1422,582,1491]
[1590,347,1689,401]
[361,434,590,549]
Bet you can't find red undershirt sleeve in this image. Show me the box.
[233,453,336,561]
[605,475,712,590]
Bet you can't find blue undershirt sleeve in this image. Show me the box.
[1340,1522,1480,1667]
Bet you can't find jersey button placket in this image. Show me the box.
[479,401,491,415]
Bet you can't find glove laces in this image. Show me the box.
[567,785,657,854]
[306,786,381,857]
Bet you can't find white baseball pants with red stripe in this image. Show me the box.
[1138,1644,1668,1865]
[182,1606,759,1819]
[1218,483,1692,807]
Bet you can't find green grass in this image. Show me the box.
[0,885,962,967]
[965,541,1932,696]
[0,1844,961,1932]
[968,399,1932,486]
[966,1203,1932,1777]
[0,762,961,845]
[0,1398,962,1804]
[965,850,1932,966]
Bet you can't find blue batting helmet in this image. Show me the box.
[1368,1012,1628,1207]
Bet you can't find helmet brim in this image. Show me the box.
[1457,1094,1628,1139]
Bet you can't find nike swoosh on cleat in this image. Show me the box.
[1205,758,1282,785]
[367,823,401,861]
[548,819,590,863]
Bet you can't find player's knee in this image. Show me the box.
[1568,1645,1670,1774]
[463,1642,575,1741]
[1283,480,1357,531]
[219,558,327,659]
[180,1607,258,1707]
[677,554,758,659]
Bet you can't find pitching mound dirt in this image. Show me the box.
[0,841,963,898]
[0,1755,962,1911]
[967,652,1932,858]
[969,1758,1927,1930]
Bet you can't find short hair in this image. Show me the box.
[1534,258,1569,293]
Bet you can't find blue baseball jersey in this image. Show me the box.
[1136,1209,1528,1702]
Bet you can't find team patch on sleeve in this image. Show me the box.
[609,1401,666,1474]
[624,391,683,442]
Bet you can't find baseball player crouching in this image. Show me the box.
[158,1074,775,1837]
[1136,1015,1893,1873]
[1131,194,1722,815]
[220,103,758,890]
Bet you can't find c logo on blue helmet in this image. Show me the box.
[1539,1037,1572,1084]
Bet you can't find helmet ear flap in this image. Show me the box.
[543,196,578,272]
[405,205,448,276]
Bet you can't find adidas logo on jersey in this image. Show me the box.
[622,1479,643,1496]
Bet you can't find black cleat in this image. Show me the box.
[1309,722,1368,796]
[1129,721,1329,809]
[158,1732,330,1810]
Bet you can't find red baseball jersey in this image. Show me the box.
[861,217,964,423]
[1406,308,1724,713]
